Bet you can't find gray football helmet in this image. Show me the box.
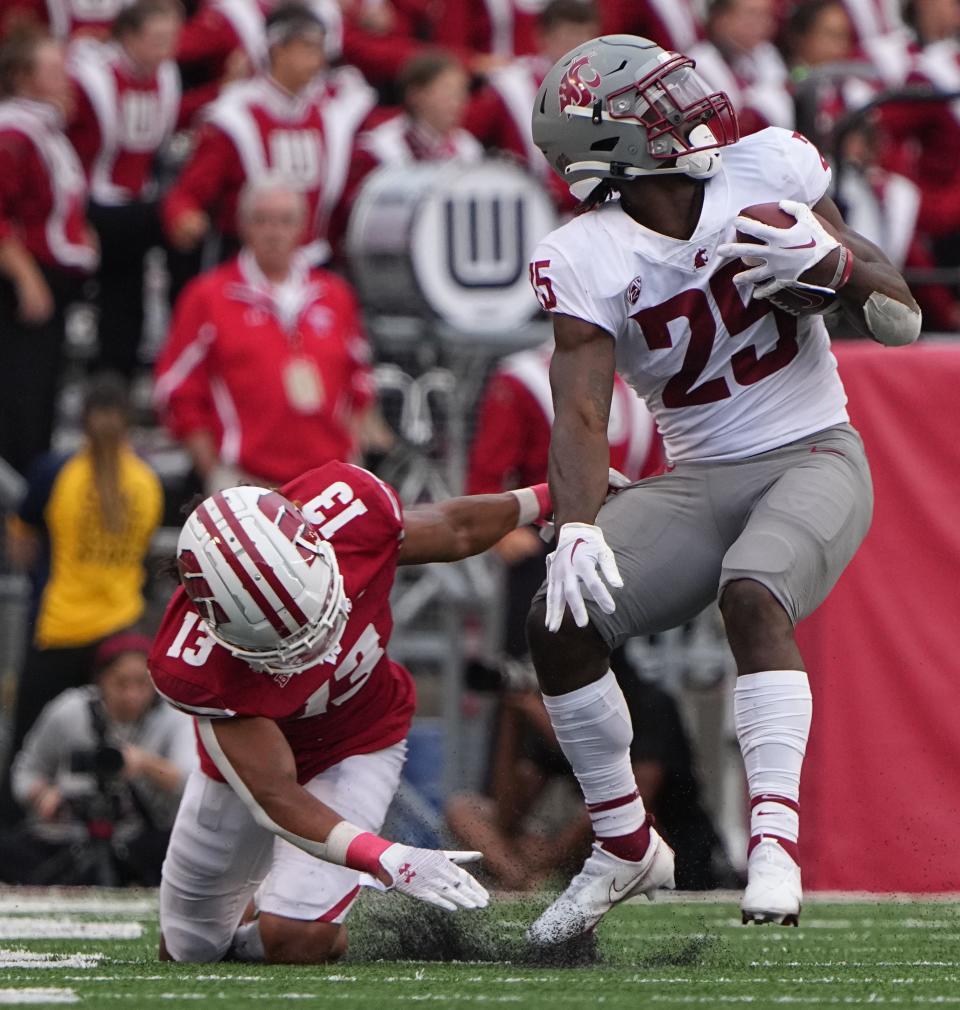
[532,35,739,193]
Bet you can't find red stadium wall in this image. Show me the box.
[799,341,960,892]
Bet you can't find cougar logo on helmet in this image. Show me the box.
[559,56,602,110]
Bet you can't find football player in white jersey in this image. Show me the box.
[522,34,920,943]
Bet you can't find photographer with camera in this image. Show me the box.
[4,633,195,886]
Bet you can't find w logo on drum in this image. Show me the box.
[444,194,525,289]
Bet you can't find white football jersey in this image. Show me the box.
[529,127,849,463]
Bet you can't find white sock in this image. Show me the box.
[541,670,646,838]
[230,921,265,962]
[734,669,812,849]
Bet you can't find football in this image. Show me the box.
[736,203,843,316]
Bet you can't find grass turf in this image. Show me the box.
[2,890,960,1008]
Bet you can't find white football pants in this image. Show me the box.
[160,741,406,962]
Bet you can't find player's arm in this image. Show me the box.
[397,485,551,566]
[720,194,921,346]
[541,314,624,632]
[811,194,921,344]
[549,313,616,528]
[197,716,488,911]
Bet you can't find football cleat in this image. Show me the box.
[740,838,802,926]
[526,828,675,946]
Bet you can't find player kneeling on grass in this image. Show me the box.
[148,462,552,963]
[522,34,920,943]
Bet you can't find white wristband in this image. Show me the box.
[509,487,539,527]
[323,820,365,866]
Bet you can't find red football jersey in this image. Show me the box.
[148,462,416,784]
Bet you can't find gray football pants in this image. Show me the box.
[535,423,873,648]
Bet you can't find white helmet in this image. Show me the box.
[176,486,350,676]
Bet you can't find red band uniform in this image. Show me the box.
[0,96,97,474]
[68,37,181,375]
[163,70,375,268]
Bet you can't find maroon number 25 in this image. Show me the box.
[531,258,798,408]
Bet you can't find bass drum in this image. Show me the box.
[346,159,558,338]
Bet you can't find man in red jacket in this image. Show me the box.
[154,179,377,491]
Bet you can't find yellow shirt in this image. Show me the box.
[22,447,163,648]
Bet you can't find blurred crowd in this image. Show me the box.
[0,0,958,480]
[0,0,958,888]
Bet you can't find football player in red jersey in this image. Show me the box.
[149,462,552,964]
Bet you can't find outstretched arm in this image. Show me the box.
[398,486,551,566]
[198,717,488,911]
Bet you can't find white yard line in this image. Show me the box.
[629,890,960,905]
[752,961,960,968]
[649,1000,960,1005]
[0,990,78,1005]
[0,919,142,940]
[0,951,102,969]
[0,890,156,915]
[1,886,958,913]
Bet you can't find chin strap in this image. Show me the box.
[673,124,723,179]
[566,125,723,187]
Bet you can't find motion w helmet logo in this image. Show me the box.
[444,194,525,289]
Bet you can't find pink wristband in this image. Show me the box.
[510,483,552,527]
[343,831,393,876]
[531,483,551,520]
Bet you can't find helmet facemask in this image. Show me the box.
[565,55,737,180]
[613,56,736,165]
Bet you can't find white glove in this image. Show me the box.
[545,522,623,633]
[717,199,840,299]
[378,843,489,912]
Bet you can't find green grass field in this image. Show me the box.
[2,889,960,1008]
